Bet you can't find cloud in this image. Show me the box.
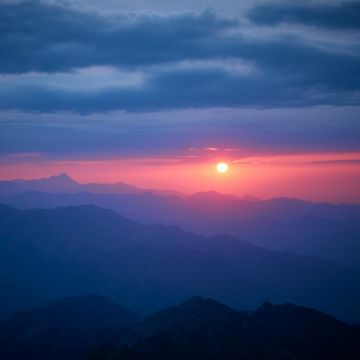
[1,55,359,113]
[0,1,359,112]
[0,1,237,74]
[1,107,359,157]
[248,1,360,30]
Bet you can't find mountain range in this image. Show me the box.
[1,174,360,358]
[2,173,360,270]
[0,294,137,360]
[0,173,183,198]
[108,296,360,360]
[1,294,359,360]
[1,203,360,323]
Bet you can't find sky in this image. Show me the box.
[0,0,360,202]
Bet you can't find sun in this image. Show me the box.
[216,162,229,173]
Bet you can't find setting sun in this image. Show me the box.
[216,162,229,173]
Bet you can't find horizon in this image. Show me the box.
[0,1,359,203]
[1,171,360,205]
[1,2,360,358]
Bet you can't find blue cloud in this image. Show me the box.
[0,1,236,74]
[1,107,359,157]
[1,54,359,113]
[248,1,360,30]
[0,1,359,113]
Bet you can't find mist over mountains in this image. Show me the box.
[1,203,360,323]
[2,174,360,270]
[1,173,360,358]
[0,173,183,198]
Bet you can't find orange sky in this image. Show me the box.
[1,151,360,203]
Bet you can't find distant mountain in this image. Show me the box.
[0,204,258,320]
[201,216,360,270]
[0,173,183,197]
[1,204,360,323]
[4,189,360,269]
[2,174,360,219]
[0,173,84,197]
[0,295,137,360]
[89,296,360,360]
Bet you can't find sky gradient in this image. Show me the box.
[0,0,359,202]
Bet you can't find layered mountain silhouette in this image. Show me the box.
[109,297,360,360]
[2,174,360,270]
[0,294,137,360]
[1,204,360,323]
[1,295,359,360]
[2,174,359,219]
[0,173,182,197]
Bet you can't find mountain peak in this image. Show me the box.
[121,296,245,347]
[132,296,242,333]
[189,191,238,201]
[180,295,227,309]
[182,295,206,304]
[47,173,77,183]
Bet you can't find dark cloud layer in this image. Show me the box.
[0,0,358,164]
[1,61,359,113]
[0,1,359,112]
[0,1,236,74]
[1,107,359,157]
[248,1,360,30]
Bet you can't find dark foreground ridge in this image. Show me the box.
[0,295,137,360]
[1,295,359,360]
[91,296,360,360]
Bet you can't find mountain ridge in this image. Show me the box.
[5,188,360,269]
[95,296,360,360]
[2,294,360,360]
[0,173,185,197]
[0,294,138,360]
[1,203,360,323]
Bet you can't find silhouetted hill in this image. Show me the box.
[121,296,246,347]
[5,190,360,269]
[4,182,360,220]
[2,296,360,360]
[249,302,360,359]
[89,297,360,360]
[0,295,137,360]
[1,204,360,323]
[0,174,183,197]
[0,173,82,196]
[0,204,259,319]
[208,215,360,270]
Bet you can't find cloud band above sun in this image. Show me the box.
[0,1,359,113]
